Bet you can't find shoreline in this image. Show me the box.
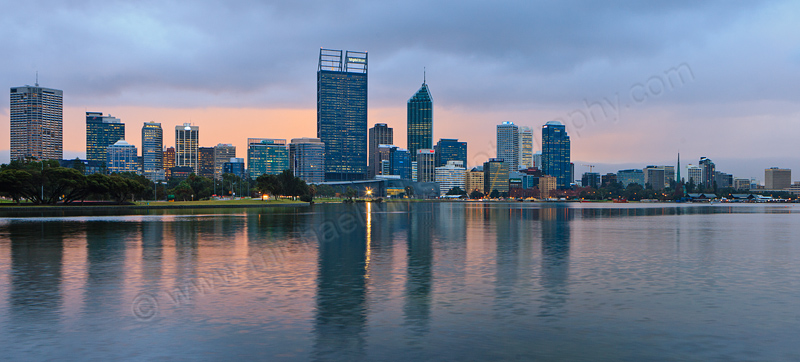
[0,201,311,212]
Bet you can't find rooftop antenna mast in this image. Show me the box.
[423,67,426,83]
[35,71,39,87]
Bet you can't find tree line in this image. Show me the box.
[0,160,321,205]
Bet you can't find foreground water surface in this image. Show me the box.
[1,202,799,361]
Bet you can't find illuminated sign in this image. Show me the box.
[347,58,366,63]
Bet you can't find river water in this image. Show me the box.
[1,202,799,361]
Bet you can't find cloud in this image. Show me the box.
[1,0,789,110]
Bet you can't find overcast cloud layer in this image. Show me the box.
[1,1,799,180]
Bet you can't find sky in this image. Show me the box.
[1,0,799,181]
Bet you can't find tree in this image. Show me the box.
[0,169,32,204]
[446,186,467,196]
[345,186,357,200]
[404,185,414,198]
[469,190,484,199]
[489,189,500,199]
[256,174,281,198]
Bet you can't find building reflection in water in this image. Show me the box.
[404,202,434,339]
[8,221,65,338]
[313,204,368,361]
[83,221,134,318]
[538,205,573,318]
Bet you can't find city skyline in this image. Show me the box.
[2,2,800,180]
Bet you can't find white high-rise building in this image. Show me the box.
[497,121,519,172]
[10,84,63,161]
[518,126,533,169]
[435,160,467,196]
[176,123,199,172]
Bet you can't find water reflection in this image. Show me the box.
[404,203,434,338]
[1,203,798,360]
[9,222,65,338]
[539,206,572,318]
[313,204,368,361]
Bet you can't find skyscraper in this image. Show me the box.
[483,158,509,194]
[290,137,325,184]
[213,144,236,180]
[497,121,520,172]
[10,84,63,160]
[368,123,393,178]
[542,121,571,189]
[416,149,436,183]
[86,112,125,164]
[407,78,433,156]
[198,147,215,179]
[317,48,368,181]
[141,121,163,181]
[434,138,467,168]
[518,126,534,169]
[699,157,715,188]
[247,138,289,179]
[765,167,791,189]
[175,123,199,172]
[163,147,176,179]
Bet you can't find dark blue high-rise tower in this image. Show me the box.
[542,121,571,189]
[317,49,368,181]
[407,78,433,156]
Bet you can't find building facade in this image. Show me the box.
[435,160,466,196]
[163,147,176,179]
[539,176,557,199]
[581,172,601,189]
[617,169,645,188]
[198,147,215,179]
[542,121,571,188]
[687,165,702,185]
[390,147,411,180]
[699,157,715,188]
[483,158,510,194]
[213,144,236,180]
[519,126,534,169]
[86,112,125,164]
[247,138,289,179]
[223,158,246,180]
[141,121,164,181]
[106,140,138,174]
[317,48,368,181]
[416,149,436,183]
[765,167,791,189]
[10,85,63,160]
[497,121,520,172]
[434,138,467,168]
[407,80,433,156]
[175,123,199,172]
[290,137,325,184]
[368,123,393,178]
[644,167,666,191]
[466,168,485,194]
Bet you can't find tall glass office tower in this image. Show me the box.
[407,79,433,156]
[497,121,520,172]
[542,121,571,189]
[10,84,63,160]
[141,121,163,181]
[86,112,125,163]
[317,48,368,181]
